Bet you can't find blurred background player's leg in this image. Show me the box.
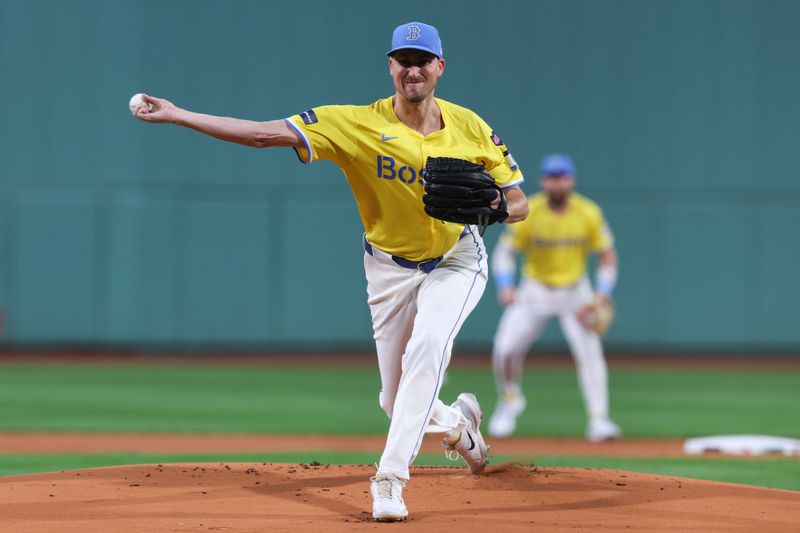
[489,278,552,438]
[559,278,621,442]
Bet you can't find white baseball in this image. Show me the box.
[128,93,152,116]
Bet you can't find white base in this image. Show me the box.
[683,435,800,456]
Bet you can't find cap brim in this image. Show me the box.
[387,45,442,58]
[542,170,574,176]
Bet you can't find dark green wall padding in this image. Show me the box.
[1,0,798,349]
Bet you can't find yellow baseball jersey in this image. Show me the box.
[286,96,524,261]
[503,193,613,287]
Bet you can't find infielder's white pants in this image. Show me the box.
[365,227,488,480]
[493,276,610,419]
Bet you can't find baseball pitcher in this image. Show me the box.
[132,22,528,521]
[489,154,621,442]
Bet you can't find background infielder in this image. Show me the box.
[489,154,621,442]
[131,22,528,521]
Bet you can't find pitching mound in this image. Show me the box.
[1,463,798,532]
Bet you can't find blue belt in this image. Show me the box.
[363,227,471,274]
[363,238,442,273]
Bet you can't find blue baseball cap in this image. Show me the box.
[541,154,576,176]
[387,22,444,59]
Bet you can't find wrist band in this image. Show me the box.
[494,272,515,290]
[596,265,617,296]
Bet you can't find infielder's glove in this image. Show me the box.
[577,295,615,337]
[422,157,509,236]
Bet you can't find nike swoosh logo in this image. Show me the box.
[466,431,476,451]
[380,134,399,142]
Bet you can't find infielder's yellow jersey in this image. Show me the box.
[504,193,613,287]
[286,96,524,261]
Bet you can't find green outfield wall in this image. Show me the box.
[0,0,797,349]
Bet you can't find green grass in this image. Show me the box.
[0,362,796,437]
[448,366,800,438]
[1,451,798,491]
[0,361,797,490]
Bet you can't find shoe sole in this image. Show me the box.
[455,393,482,428]
[587,433,622,443]
[587,426,622,443]
[373,512,408,522]
[455,393,490,474]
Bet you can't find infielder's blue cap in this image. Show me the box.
[541,154,576,176]
[387,22,444,59]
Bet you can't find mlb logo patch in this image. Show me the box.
[300,109,318,125]
[490,131,503,146]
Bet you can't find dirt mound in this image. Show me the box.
[1,463,797,532]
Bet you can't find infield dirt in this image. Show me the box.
[1,462,799,532]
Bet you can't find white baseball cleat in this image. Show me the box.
[442,392,490,474]
[370,473,408,522]
[587,417,622,443]
[488,393,526,438]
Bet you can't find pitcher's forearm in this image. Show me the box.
[172,109,299,148]
[503,186,529,223]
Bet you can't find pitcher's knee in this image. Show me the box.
[406,337,450,365]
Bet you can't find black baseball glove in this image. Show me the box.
[422,157,509,236]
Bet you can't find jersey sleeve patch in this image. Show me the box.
[299,109,318,125]
[490,130,519,171]
[490,131,504,146]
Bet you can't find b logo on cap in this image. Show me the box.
[406,25,421,40]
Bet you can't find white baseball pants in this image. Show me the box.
[364,227,488,480]
[492,276,610,419]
